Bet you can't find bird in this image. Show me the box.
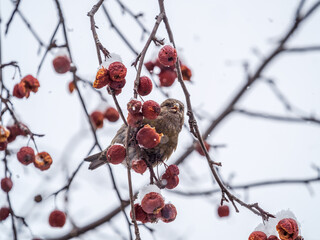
[84,98,184,170]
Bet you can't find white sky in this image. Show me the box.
[1,0,320,239]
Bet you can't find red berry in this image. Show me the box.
[6,125,20,143]
[195,141,210,156]
[17,146,35,165]
[142,100,161,120]
[93,67,110,89]
[276,218,299,240]
[106,145,126,164]
[136,124,162,149]
[34,152,53,171]
[90,111,104,129]
[159,69,177,87]
[68,81,75,93]
[158,45,177,67]
[132,159,147,174]
[13,83,26,98]
[109,78,126,90]
[144,61,155,73]
[107,86,122,96]
[181,64,192,81]
[248,231,267,240]
[127,100,142,115]
[141,192,165,214]
[49,210,66,228]
[104,107,119,122]
[21,75,40,97]
[217,205,229,217]
[53,55,71,74]
[0,207,10,221]
[0,141,8,151]
[166,165,179,176]
[127,112,143,128]
[1,178,13,192]
[161,203,177,223]
[137,76,153,96]
[161,173,179,189]
[130,204,148,223]
[267,236,279,240]
[108,62,127,81]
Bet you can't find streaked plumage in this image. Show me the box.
[84,98,184,170]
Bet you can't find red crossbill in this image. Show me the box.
[85,98,184,169]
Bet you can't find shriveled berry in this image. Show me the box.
[0,207,10,221]
[142,100,161,120]
[127,112,143,128]
[158,45,177,67]
[68,81,75,93]
[90,111,104,129]
[34,152,53,171]
[0,126,10,143]
[104,107,119,122]
[181,64,192,81]
[195,140,210,156]
[108,62,127,81]
[161,203,177,223]
[217,205,229,217]
[144,61,155,73]
[248,231,268,240]
[93,67,110,89]
[49,210,66,228]
[127,100,142,115]
[13,83,26,98]
[276,218,299,240]
[1,178,13,192]
[136,124,162,149]
[141,192,165,214]
[17,147,35,165]
[137,76,153,96]
[132,159,147,174]
[21,75,40,97]
[130,204,148,223]
[0,141,7,151]
[159,69,177,87]
[166,165,179,176]
[106,145,126,165]
[267,236,279,240]
[161,173,179,189]
[34,194,42,203]
[53,55,71,74]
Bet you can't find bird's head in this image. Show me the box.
[160,98,184,124]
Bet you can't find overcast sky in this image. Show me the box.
[1,0,320,239]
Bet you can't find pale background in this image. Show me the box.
[0,0,320,239]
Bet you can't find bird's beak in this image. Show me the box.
[170,104,179,113]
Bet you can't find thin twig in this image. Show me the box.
[234,108,320,125]
[5,0,21,35]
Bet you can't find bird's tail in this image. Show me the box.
[84,152,107,170]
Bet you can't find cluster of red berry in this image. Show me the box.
[93,61,127,95]
[144,45,192,87]
[131,191,177,224]
[90,106,120,129]
[249,218,300,240]
[13,75,40,99]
